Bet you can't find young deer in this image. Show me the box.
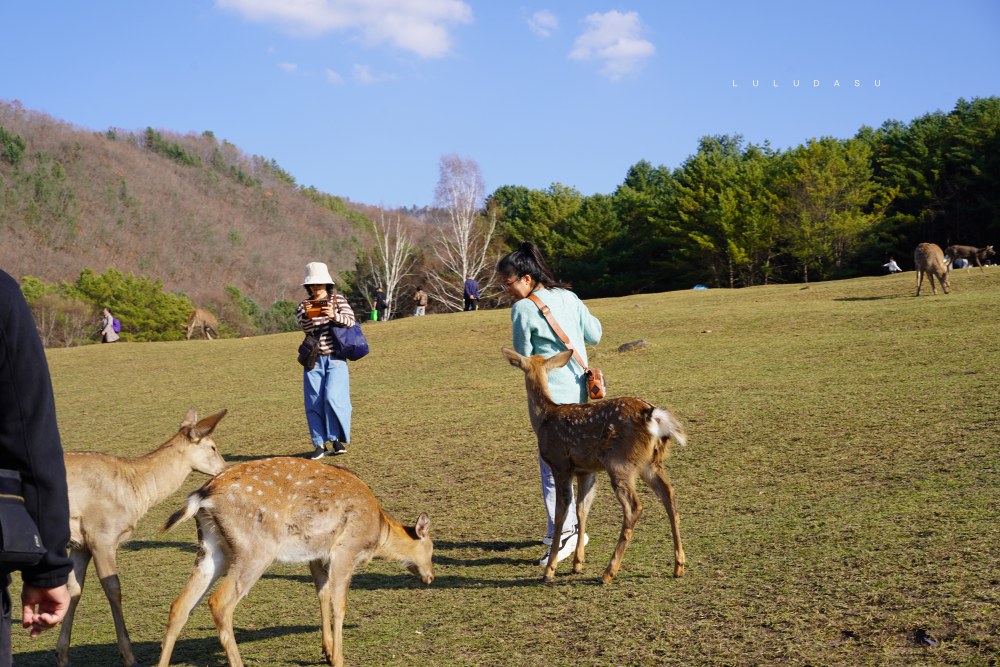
[914,242,951,296]
[57,408,228,667]
[156,457,434,667]
[502,347,687,584]
[185,308,219,340]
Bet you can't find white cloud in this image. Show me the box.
[278,62,299,73]
[568,10,654,80]
[527,10,558,38]
[352,63,396,84]
[324,68,345,84]
[217,0,473,58]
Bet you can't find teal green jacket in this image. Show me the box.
[511,287,603,404]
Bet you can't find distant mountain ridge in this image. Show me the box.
[0,100,370,308]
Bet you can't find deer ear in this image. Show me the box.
[191,409,228,440]
[180,407,198,429]
[501,347,525,369]
[415,512,431,540]
[545,349,574,370]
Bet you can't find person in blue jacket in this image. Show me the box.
[496,242,603,566]
[0,270,72,666]
[463,276,480,311]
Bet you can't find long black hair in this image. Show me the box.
[495,242,570,289]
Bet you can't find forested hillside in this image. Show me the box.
[0,100,368,308]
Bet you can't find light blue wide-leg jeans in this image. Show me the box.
[303,356,351,446]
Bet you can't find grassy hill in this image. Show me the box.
[0,101,368,309]
[11,269,1000,666]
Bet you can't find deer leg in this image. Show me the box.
[208,559,269,667]
[642,465,686,577]
[55,547,91,667]
[572,473,598,575]
[542,473,574,582]
[915,270,923,296]
[604,476,642,584]
[313,557,353,667]
[158,537,228,667]
[91,544,137,667]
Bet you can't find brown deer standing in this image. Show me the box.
[57,408,228,667]
[185,308,219,340]
[156,457,434,667]
[944,244,995,271]
[914,243,951,296]
[502,347,687,584]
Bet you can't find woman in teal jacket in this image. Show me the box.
[496,242,602,565]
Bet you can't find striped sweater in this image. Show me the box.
[296,294,357,357]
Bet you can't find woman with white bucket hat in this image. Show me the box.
[296,261,356,458]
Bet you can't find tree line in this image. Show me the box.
[487,96,1000,297]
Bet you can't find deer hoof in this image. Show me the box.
[674,562,685,578]
[541,573,556,583]
[572,562,585,575]
[600,572,615,585]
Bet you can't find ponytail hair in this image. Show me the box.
[496,242,570,289]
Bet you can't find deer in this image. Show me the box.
[914,242,951,296]
[502,347,687,584]
[57,408,228,667]
[156,456,434,667]
[944,244,995,271]
[185,308,219,340]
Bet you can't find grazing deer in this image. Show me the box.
[914,243,951,296]
[502,347,687,584]
[157,457,434,667]
[945,244,995,271]
[57,408,228,667]
[185,308,219,340]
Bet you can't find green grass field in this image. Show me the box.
[11,269,1000,666]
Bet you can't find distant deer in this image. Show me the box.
[57,408,228,667]
[185,308,219,340]
[914,243,951,296]
[156,457,434,667]
[502,347,687,584]
[945,244,995,271]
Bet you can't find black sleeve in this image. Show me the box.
[0,270,72,588]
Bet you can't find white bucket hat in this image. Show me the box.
[302,262,335,286]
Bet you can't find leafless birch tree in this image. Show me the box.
[425,154,498,311]
[366,208,416,321]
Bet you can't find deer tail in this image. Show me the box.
[649,407,687,448]
[161,487,209,532]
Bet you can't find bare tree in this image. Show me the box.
[367,208,416,321]
[426,155,498,311]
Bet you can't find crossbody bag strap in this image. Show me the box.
[527,293,588,370]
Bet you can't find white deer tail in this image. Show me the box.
[649,407,687,448]
[161,488,208,532]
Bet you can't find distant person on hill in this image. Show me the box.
[463,276,480,311]
[296,262,355,459]
[98,307,119,343]
[883,258,902,274]
[413,287,428,317]
[0,269,73,666]
[496,242,603,566]
[372,287,387,322]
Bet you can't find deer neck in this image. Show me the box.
[525,375,560,431]
[375,510,417,563]
[130,440,199,511]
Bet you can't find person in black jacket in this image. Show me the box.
[0,270,72,666]
[372,287,388,322]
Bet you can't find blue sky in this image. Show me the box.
[3,1,999,208]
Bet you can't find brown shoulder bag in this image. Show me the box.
[527,294,606,399]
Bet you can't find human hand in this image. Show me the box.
[21,583,70,637]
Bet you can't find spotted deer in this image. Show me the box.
[914,242,951,296]
[185,308,219,340]
[945,244,994,271]
[57,408,228,667]
[502,347,687,584]
[156,457,434,667]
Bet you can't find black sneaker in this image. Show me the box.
[309,446,326,460]
[330,441,347,455]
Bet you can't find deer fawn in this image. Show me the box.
[502,347,687,584]
[57,408,228,667]
[914,242,951,296]
[156,457,434,667]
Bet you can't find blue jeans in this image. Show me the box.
[303,356,351,446]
